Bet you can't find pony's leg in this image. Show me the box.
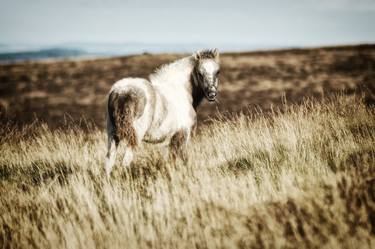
[120,124,141,168]
[169,129,189,162]
[121,117,148,167]
[105,136,118,177]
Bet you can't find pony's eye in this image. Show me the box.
[216,70,220,76]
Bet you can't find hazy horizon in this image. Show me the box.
[1,0,375,47]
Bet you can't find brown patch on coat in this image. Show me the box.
[169,130,187,161]
[108,87,146,147]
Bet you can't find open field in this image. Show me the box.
[1,45,374,129]
[0,45,375,248]
[1,95,374,248]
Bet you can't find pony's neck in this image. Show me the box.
[150,56,205,110]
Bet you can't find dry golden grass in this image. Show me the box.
[1,95,374,249]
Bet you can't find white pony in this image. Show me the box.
[105,49,220,176]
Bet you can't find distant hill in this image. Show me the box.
[0,42,283,63]
[0,48,86,62]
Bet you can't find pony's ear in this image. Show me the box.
[213,48,219,61]
[194,50,201,61]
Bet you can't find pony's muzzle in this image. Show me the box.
[207,87,217,101]
[208,91,217,98]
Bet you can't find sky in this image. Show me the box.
[0,0,375,48]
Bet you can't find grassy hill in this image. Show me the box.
[1,95,374,248]
[1,44,374,129]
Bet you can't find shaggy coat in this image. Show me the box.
[105,49,220,176]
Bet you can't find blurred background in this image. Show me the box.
[0,0,374,128]
[1,0,375,60]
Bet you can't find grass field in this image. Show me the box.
[1,94,374,248]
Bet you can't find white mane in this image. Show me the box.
[149,56,195,88]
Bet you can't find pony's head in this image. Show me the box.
[193,49,220,102]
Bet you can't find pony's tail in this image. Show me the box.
[107,90,138,148]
